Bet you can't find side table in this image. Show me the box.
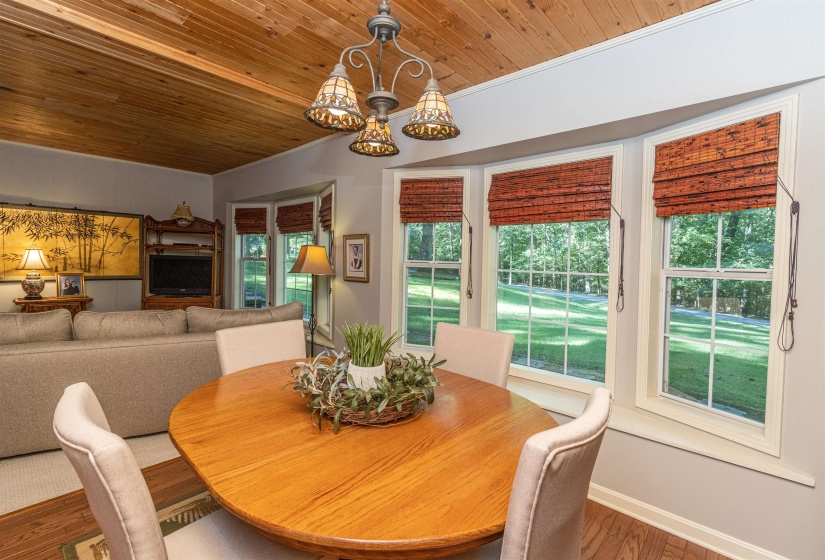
[14,296,93,318]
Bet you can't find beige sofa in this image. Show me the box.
[0,302,303,459]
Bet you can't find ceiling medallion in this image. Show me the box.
[304,0,460,156]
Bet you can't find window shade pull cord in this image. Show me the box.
[595,175,625,312]
[777,176,799,352]
[462,210,473,299]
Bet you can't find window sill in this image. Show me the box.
[506,376,815,488]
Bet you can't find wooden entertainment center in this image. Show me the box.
[141,216,224,310]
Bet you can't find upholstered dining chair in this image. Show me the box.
[215,319,306,376]
[433,323,515,388]
[53,382,323,560]
[444,387,613,560]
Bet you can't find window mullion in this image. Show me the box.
[564,222,572,377]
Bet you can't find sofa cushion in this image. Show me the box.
[0,309,73,345]
[73,310,188,340]
[186,302,303,333]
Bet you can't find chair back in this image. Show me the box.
[432,323,514,388]
[53,382,168,560]
[500,388,612,560]
[215,319,306,376]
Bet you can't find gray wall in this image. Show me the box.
[0,141,213,312]
[213,1,824,557]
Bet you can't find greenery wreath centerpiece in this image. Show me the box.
[289,323,444,432]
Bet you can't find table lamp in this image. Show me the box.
[289,245,334,355]
[16,248,51,299]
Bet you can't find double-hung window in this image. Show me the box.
[234,206,269,309]
[395,174,468,348]
[638,103,795,455]
[276,200,315,323]
[485,150,621,391]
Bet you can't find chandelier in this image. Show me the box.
[304,0,460,157]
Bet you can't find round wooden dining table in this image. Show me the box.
[168,360,557,559]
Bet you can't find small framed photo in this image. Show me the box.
[55,272,86,297]
[343,234,370,283]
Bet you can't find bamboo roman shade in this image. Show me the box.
[652,113,780,217]
[319,193,333,231]
[400,177,463,223]
[234,207,267,235]
[276,202,314,234]
[488,157,613,226]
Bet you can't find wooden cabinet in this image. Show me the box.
[141,216,224,310]
[14,296,93,317]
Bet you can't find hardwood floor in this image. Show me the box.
[0,458,728,560]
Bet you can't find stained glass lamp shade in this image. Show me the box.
[304,64,367,133]
[402,79,460,141]
[349,112,400,157]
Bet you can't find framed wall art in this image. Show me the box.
[0,203,143,281]
[343,234,369,283]
[55,272,86,297]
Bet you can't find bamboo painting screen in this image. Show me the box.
[0,204,143,281]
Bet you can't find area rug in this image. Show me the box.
[61,490,220,560]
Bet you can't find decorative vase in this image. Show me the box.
[347,363,386,390]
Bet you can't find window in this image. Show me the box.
[637,100,796,455]
[284,231,314,322]
[403,222,462,346]
[662,208,774,425]
[496,220,609,383]
[483,149,621,391]
[233,206,270,310]
[240,233,267,309]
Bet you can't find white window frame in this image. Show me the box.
[636,95,798,456]
[316,184,335,341]
[481,145,623,395]
[391,170,471,353]
[274,196,317,319]
[230,203,272,310]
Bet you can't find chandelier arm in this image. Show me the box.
[391,59,426,93]
[347,48,376,91]
[390,33,434,92]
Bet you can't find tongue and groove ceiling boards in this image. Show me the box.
[0,0,715,174]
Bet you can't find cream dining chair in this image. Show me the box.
[215,319,306,376]
[444,387,613,560]
[53,382,323,560]
[433,323,515,388]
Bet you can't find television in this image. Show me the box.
[148,255,212,296]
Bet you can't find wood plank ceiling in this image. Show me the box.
[0,0,715,174]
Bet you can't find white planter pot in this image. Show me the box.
[348,363,386,390]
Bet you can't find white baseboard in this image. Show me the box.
[588,483,788,560]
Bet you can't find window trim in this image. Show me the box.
[230,203,272,310]
[391,170,472,352]
[636,95,799,456]
[315,184,335,341]
[274,196,317,316]
[481,145,624,395]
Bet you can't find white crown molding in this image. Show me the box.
[215,0,752,178]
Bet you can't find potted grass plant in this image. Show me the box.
[340,323,402,390]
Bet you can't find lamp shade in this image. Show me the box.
[402,79,460,141]
[171,202,194,221]
[304,64,367,133]
[289,245,334,276]
[15,248,51,271]
[349,112,400,157]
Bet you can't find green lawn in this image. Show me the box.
[405,273,769,423]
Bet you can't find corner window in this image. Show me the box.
[496,220,609,383]
[403,222,462,347]
[283,231,314,322]
[240,233,268,309]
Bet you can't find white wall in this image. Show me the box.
[0,141,213,311]
[213,1,824,557]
